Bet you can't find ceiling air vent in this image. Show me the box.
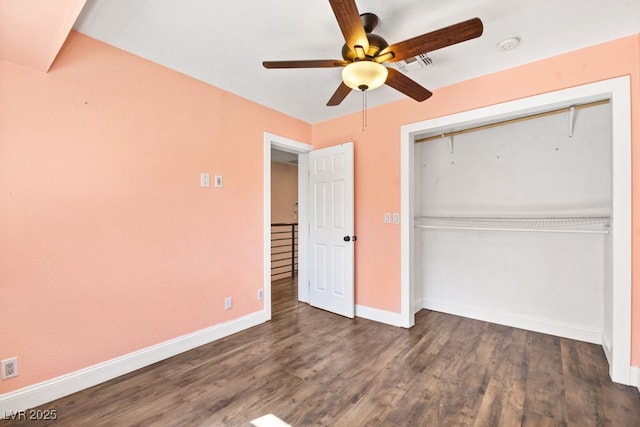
[394,53,433,74]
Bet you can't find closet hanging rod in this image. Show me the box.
[414,99,610,144]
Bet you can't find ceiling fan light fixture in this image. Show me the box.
[342,61,388,91]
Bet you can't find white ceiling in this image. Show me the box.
[73,0,640,124]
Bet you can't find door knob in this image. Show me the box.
[343,236,350,242]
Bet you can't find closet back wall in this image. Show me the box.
[414,103,612,342]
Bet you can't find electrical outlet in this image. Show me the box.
[224,297,232,310]
[257,289,264,301]
[2,357,18,380]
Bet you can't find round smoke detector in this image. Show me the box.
[497,36,521,51]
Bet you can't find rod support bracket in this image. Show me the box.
[443,134,453,154]
[569,106,576,137]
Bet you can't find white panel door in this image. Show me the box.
[308,142,355,318]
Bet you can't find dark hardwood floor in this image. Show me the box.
[3,278,639,426]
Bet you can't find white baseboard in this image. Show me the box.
[602,333,614,381]
[630,366,640,391]
[355,305,404,327]
[0,311,268,414]
[423,299,603,345]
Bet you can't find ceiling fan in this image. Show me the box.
[263,0,483,106]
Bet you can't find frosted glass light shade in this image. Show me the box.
[341,61,388,91]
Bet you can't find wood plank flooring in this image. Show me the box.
[3,278,639,426]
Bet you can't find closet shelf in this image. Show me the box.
[414,216,610,234]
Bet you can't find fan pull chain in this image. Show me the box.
[361,89,368,132]
[365,90,368,128]
[361,90,365,132]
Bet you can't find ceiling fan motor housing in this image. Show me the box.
[341,33,389,61]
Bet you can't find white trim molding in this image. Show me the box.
[263,132,312,311]
[423,299,603,345]
[400,122,415,328]
[0,311,267,414]
[401,76,632,385]
[630,366,640,391]
[355,305,405,328]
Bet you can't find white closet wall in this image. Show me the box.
[414,102,612,343]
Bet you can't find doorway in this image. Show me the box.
[270,148,299,283]
[263,133,312,319]
[264,134,356,319]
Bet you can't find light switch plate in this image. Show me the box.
[384,213,391,224]
[393,213,400,224]
[200,173,210,188]
[215,175,223,188]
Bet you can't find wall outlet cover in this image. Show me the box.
[2,357,18,380]
[200,173,210,188]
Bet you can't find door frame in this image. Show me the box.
[263,132,313,319]
[400,76,632,384]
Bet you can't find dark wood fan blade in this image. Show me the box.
[385,67,433,102]
[328,0,369,53]
[382,17,483,63]
[263,59,347,69]
[327,82,352,106]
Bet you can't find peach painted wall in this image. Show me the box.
[0,31,310,393]
[312,34,640,363]
[271,162,298,224]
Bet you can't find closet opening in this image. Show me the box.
[400,77,632,385]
